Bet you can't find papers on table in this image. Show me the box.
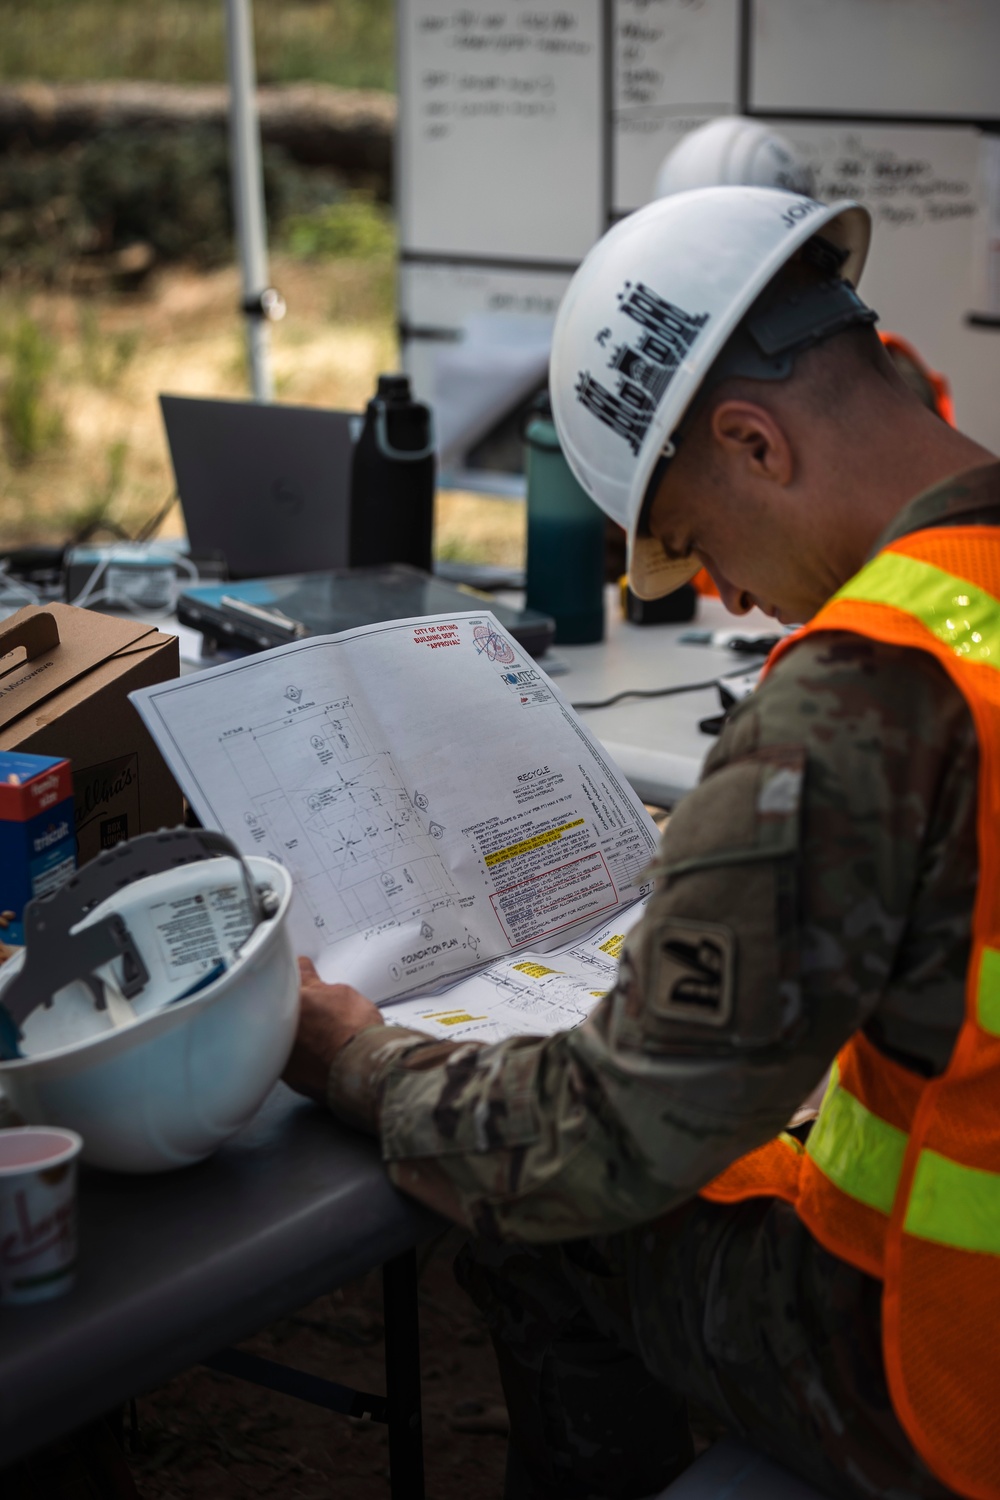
[131,611,658,1030]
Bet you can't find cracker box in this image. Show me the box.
[0,750,77,945]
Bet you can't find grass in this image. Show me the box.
[0,317,62,464]
[0,257,525,569]
[0,6,524,568]
[0,0,394,91]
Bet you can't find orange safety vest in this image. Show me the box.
[701,523,1000,1499]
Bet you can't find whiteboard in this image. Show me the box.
[400,261,571,336]
[400,262,572,468]
[395,1,1000,473]
[761,120,999,451]
[398,0,609,263]
[751,0,1000,120]
[615,110,718,214]
[614,0,739,212]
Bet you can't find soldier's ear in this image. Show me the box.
[710,400,793,489]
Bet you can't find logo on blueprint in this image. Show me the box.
[473,622,515,665]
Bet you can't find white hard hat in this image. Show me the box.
[655,116,815,200]
[550,187,871,599]
[0,829,298,1173]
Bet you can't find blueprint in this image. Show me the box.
[226,696,457,945]
[387,898,650,1042]
[132,611,659,1004]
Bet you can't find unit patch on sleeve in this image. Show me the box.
[649,918,736,1028]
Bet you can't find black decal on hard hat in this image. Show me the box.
[575,372,655,454]
[575,283,709,455]
[608,343,675,403]
[618,282,709,359]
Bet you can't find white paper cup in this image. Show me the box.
[0,1126,83,1305]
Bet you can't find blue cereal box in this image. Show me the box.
[0,750,77,946]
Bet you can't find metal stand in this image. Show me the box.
[202,1248,425,1499]
[223,0,276,402]
[383,1249,426,1500]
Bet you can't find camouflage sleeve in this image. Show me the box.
[327,632,974,1240]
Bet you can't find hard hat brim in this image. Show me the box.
[628,533,701,601]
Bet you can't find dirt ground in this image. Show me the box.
[127,1229,509,1500]
[0,256,525,565]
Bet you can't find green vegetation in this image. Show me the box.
[72,438,129,537]
[283,194,395,262]
[77,307,139,390]
[0,0,394,91]
[0,317,62,465]
[284,195,397,324]
[0,1,411,545]
[0,127,346,281]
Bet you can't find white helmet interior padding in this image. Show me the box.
[0,827,267,1053]
[0,827,298,1172]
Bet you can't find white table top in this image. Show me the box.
[539,592,775,807]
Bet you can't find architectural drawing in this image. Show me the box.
[223,697,458,945]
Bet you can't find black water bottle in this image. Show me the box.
[349,374,436,571]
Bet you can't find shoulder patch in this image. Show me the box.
[649,918,736,1028]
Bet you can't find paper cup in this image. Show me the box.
[0,1126,82,1305]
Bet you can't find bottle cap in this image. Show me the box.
[376,374,411,401]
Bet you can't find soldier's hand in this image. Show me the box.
[283,956,384,1104]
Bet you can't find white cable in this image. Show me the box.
[69,554,112,608]
[0,564,42,610]
[69,546,201,616]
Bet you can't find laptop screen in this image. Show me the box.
[160,394,356,579]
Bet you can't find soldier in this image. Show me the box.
[285,188,1000,1500]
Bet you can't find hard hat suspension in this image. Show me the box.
[0,828,273,1058]
[637,266,879,526]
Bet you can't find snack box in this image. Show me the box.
[0,750,77,946]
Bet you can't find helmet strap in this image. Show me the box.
[637,272,877,527]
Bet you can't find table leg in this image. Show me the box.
[383,1249,425,1500]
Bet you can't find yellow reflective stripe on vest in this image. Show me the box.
[806,1069,907,1215]
[836,551,1000,666]
[977,946,1000,1037]
[905,1149,1000,1256]
[810,1078,1000,1254]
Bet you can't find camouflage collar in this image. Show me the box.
[870,461,1000,558]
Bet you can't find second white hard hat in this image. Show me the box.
[655,116,815,200]
[549,187,871,599]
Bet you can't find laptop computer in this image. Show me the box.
[176,565,556,660]
[160,394,356,579]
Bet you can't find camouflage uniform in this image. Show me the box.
[328,464,1000,1499]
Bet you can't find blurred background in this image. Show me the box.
[0,0,522,566]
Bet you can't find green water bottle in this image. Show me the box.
[524,399,605,644]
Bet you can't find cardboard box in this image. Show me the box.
[0,750,77,944]
[0,604,182,864]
